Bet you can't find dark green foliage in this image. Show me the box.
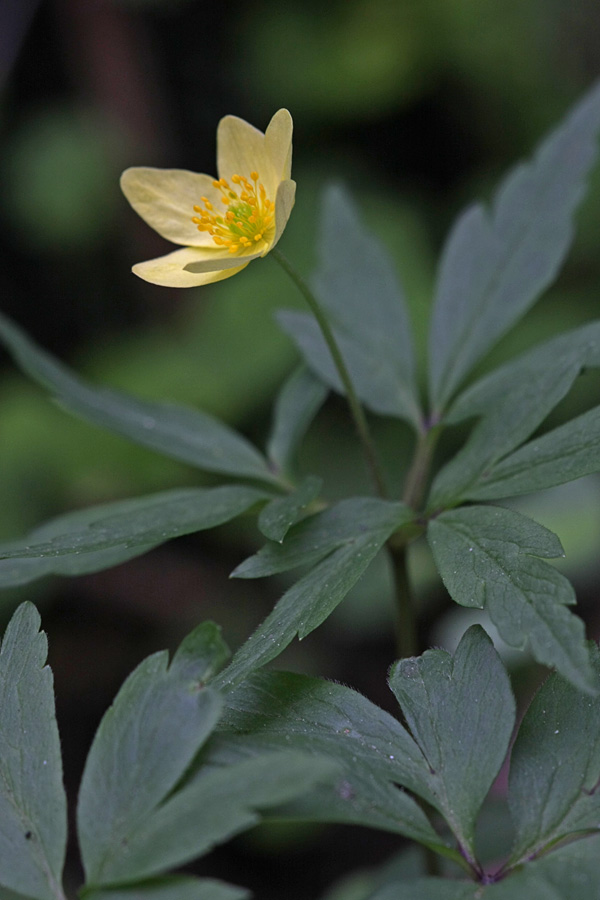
[389,627,515,866]
[0,604,66,900]
[3,83,600,897]
[277,185,421,428]
[428,506,595,691]
[428,81,600,412]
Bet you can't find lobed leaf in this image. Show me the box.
[277,185,421,427]
[78,623,227,886]
[87,750,336,885]
[0,604,67,900]
[389,626,515,864]
[428,505,595,691]
[0,312,278,485]
[215,670,448,853]
[428,81,600,412]
[508,646,600,864]
[429,321,600,507]
[220,500,415,686]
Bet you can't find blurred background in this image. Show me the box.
[2,0,600,896]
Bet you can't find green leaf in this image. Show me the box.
[0,485,269,565]
[87,877,248,900]
[266,365,328,477]
[258,475,322,542]
[0,495,166,589]
[277,185,421,428]
[507,647,600,864]
[368,880,475,900]
[389,626,515,865]
[214,670,447,852]
[219,500,414,686]
[464,404,600,502]
[428,81,600,412]
[0,603,67,900]
[77,623,227,886]
[370,837,600,899]
[86,750,336,885]
[429,321,600,507]
[486,834,600,899]
[0,312,278,485]
[428,506,595,691]
[234,498,413,578]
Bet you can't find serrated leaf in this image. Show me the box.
[0,312,278,485]
[86,751,337,885]
[87,876,248,900]
[266,366,328,476]
[389,626,515,864]
[220,500,414,686]
[258,475,322,542]
[428,506,595,691]
[277,185,421,427]
[428,81,600,412]
[465,404,600,501]
[429,322,600,507]
[0,603,66,900]
[508,647,600,864]
[213,670,448,853]
[78,624,227,886]
[0,485,269,565]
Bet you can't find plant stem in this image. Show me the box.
[402,423,441,511]
[387,534,419,659]
[389,422,442,660]
[272,248,388,498]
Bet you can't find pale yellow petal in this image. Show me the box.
[216,115,276,196]
[182,245,262,274]
[132,247,251,288]
[269,179,297,252]
[120,168,221,247]
[265,109,293,181]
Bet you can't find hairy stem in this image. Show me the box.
[272,248,388,498]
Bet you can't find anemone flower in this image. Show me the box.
[120,109,295,287]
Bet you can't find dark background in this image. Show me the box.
[2,1,600,896]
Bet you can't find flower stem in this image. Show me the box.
[272,248,388,498]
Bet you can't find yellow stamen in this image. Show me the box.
[191,169,275,254]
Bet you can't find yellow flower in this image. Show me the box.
[120,109,295,287]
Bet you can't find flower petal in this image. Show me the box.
[269,179,297,252]
[182,245,262,274]
[120,168,221,247]
[132,247,251,287]
[265,109,293,181]
[217,115,276,196]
